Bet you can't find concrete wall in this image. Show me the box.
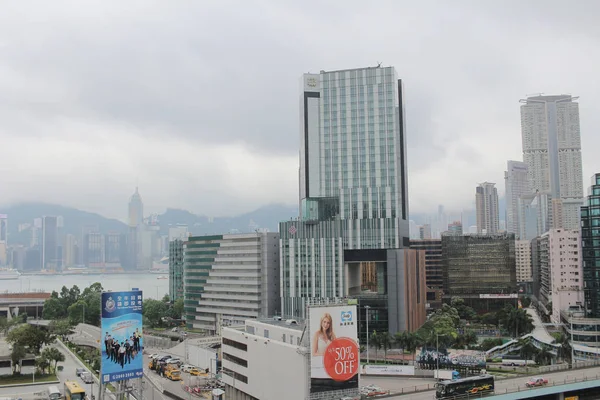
[222,326,308,400]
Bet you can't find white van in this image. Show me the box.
[47,385,61,400]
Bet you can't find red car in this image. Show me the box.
[525,377,548,387]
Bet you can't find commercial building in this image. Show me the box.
[0,214,7,266]
[411,239,443,310]
[446,221,463,236]
[105,232,127,268]
[442,233,517,310]
[520,95,584,231]
[41,216,58,271]
[537,229,584,323]
[63,234,77,268]
[169,239,185,302]
[222,319,309,400]
[581,173,600,318]
[419,224,432,239]
[505,161,530,238]
[280,65,411,324]
[476,182,499,234]
[515,240,533,283]
[82,232,105,268]
[127,187,144,270]
[184,233,280,334]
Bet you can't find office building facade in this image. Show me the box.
[41,216,58,271]
[169,239,185,303]
[520,95,584,230]
[505,161,530,238]
[581,173,600,318]
[442,233,517,310]
[476,182,499,234]
[515,240,532,283]
[280,66,410,320]
[185,233,280,334]
[411,239,443,309]
[537,229,583,323]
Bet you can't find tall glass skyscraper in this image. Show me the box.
[581,174,600,317]
[280,66,411,318]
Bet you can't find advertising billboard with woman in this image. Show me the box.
[309,305,359,394]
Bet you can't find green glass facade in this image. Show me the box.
[184,236,221,329]
[581,173,600,318]
[169,239,185,302]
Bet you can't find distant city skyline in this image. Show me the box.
[1,2,600,220]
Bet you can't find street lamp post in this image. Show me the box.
[436,333,447,380]
[365,305,371,366]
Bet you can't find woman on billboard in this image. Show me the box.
[312,312,337,356]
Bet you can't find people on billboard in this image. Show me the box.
[104,331,141,368]
[312,312,337,356]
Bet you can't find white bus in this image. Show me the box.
[47,386,61,400]
[501,355,535,366]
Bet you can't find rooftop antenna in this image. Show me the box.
[376,61,382,68]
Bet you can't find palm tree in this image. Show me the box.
[535,345,553,366]
[553,333,572,365]
[370,331,383,362]
[394,331,408,357]
[404,332,421,362]
[381,332,393,363]
[518,339,538,371]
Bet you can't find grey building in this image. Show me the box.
[169,239,185,303]
[280,65,411,320]
[41,216,58,270]
[442,233,517,311]
[185,232,280,334]
[520,95,584,230]
[476,182,499,234]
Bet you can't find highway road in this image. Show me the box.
[369,365,600,399]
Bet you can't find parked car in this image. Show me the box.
[166,358,181,365]
[149,353,159,359]
[81,372,94,384]
[75,368,86,377]
[525,377,548,388]
[157,355,172,362]
[180,364,195,373]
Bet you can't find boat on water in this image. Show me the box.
[0,269,21,280]
[157,275,168,280]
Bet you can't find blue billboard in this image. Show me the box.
[101,290,143,383]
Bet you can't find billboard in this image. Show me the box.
[479,294,518,299]
[309,305,359,394]
[416,347,486,369]
[101,290,143,383]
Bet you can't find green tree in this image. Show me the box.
[553,332,572,364]
[10,345,26,375]
[451,297,477,321]
[454,330,478,349]
[480,312,499,326]
[499,305,534,337]
[394,331,408,355]
[41,347,65,373]
[82,291,102,326]
[370,331,383,361]
[81,282,103,297]
[404,332,422,359]
[0,317,18,336]
[535,345,553,366]
[67,300,87,325]
[162,294,170,303]
[480,338,503,351]
[417,312,458,348]
[520,296,532,308]
[35,355,51,374]
[7,324,55,355]
[143,299,169,327]
[173,298,184,319]
[49,319,74,340]
[380,332,393,362]
[519,339,539,371]
[42,297,65,320]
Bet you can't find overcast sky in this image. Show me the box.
[1,1,599,221]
